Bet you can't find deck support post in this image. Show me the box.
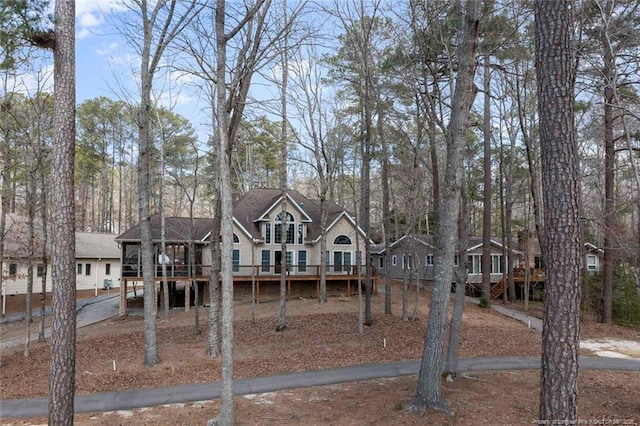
[119,278,127,317]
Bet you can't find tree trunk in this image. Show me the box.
[481,51,492,304]
[378,93,392,315]
[39,167,48,343]
[0,91,10,317]
[160,129,169,323]
[445,171,470,377]
[601,28,616,323]
[48,1,77,422]
[277,6,289,332]
[211,1,234,423]
[24,166,36,357]
[535,1,582,421]
[409,0,480,413]
[206,194,222,357]
[137,0,160,367]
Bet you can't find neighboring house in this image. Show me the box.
[374,232,604,298]
[1,214,120,313]
[114,188,371,312]
[372,234,520,284]
[583,242,604,274]
[74,232,122,292]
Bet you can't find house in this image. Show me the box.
[372,234,521,285]
[114,188,372,313]
[583,242,603,274]
[373,231,604,299]
[1,214,120,314]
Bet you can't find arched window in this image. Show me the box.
[334,235,352,245]
[233,233,240,243]
[275,212,295,244]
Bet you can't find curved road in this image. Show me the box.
[1,294,638,419]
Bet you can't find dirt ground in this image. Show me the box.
[1,283,639,425]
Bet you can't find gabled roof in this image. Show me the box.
[75,232,120,259]
[584,242,604,253]
[375,234,522,255]
[3,214,120,260]
[372,234,434,255]
[233,188,349,243]
[115,215,215,243]
[467,236,520,254]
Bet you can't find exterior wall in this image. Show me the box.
[465,246,513,284]
[2,261,53,296]
[232,213,366,277]
[75,258,121,292]
[2,258,120,296]
[377,239,519,284]
[323,218,366,270]
[382,240,434,282]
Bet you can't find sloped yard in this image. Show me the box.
[1,284,638,425]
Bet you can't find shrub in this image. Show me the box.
[612,274,640,326]
[479,296,490,308]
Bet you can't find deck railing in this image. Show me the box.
[122,263,366,279]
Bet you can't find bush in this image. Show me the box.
[479,296,490,308]
[583,271,640,326]
[612,274,640,326]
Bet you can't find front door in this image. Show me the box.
[274,251,282,274]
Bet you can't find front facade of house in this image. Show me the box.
[114,189,368,281]
[232,189,367,277]
[373,235,519,284]
[374,233,604,290]
[114,188,370,314]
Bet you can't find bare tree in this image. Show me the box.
[122,0,200,366]
[408,0,480,414]
[480,51,492,305]
[445,169,470,377]
[47,0,76,422]
[535,0,582,421]
[208,1,275,422]
[277,0,289,332]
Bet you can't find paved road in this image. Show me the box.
[2,293,638,420]
[0,292,136,350]
[1,356,639,419]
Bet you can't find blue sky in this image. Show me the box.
[8,0,214,142]
[8,0,336,148]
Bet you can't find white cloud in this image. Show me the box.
[75,0,127,39]
[76,0,127,17]
[79,11,103,28]
[108,52,139,67]
[95,43,120,56]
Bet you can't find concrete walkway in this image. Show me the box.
[1,356,639,419]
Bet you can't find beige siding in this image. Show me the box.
[3,259,121,296]
[230,211,365,275]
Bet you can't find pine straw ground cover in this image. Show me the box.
[1,283,638,425]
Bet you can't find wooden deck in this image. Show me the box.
[491,268,545,300]
[119,266,377,315]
